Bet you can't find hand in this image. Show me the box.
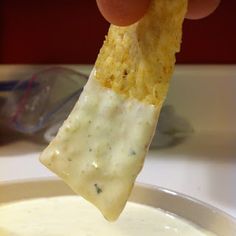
[96,0,221,26]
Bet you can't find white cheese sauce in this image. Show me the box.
[40,71,160,220]
[0,196,216,236]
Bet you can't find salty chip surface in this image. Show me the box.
[95,0,187,105]
[40,0,187,221]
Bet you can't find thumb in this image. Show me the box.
[96,0,151,26]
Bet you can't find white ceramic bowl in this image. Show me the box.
[1,178,235,235]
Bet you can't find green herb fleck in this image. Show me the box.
[94,184,102,194]
[68,158,72,162]
[88,120,92,124]
[129,149,136,156]
[89,148,92,152]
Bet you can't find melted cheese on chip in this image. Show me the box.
[40,0,187,221]
[40,74,159,220]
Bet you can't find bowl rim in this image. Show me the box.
[1,176,235,223]
[1,177,236,235]
[137,182,236,222]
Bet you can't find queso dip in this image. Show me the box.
[0,196,216,236]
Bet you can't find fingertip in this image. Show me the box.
[96,0,151,26]
[186,0,221,20]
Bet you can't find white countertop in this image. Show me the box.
[0,65,236,219]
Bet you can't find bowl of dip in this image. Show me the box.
[0,178,235,236]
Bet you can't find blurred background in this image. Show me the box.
[0,0,235,64]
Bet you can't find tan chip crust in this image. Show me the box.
[95,0,187,106]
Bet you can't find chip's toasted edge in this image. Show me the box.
[95,0,187,106]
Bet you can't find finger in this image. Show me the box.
[96,0,151,26]
[186,0,221,20]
